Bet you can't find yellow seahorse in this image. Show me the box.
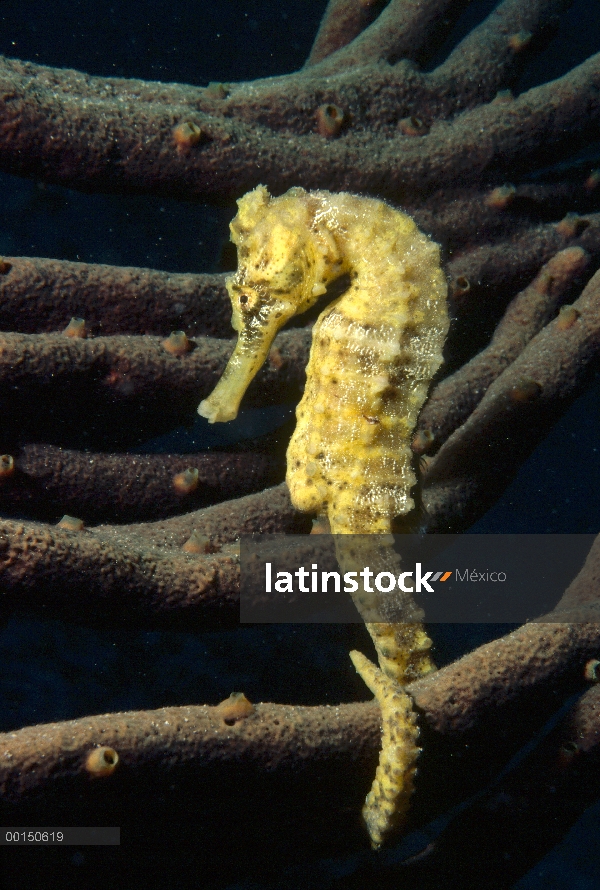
[199,185,448,847]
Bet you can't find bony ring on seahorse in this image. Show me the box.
[199,185,449,848]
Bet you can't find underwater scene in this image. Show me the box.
[1,0,600,886]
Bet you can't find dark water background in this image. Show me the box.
[0,1,599,887]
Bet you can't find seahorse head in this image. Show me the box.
[199,185,344,423]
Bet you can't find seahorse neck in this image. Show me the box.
[312,192,406,319]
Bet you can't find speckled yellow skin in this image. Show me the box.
[285,196,447,535]
[199,185,448,848]
[199,185,345,424]
[350,650,421,848]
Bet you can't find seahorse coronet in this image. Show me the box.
[199,185,449,847]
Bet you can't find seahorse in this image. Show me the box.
[199,185,449,847]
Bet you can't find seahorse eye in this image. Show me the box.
[239,294,249,305]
